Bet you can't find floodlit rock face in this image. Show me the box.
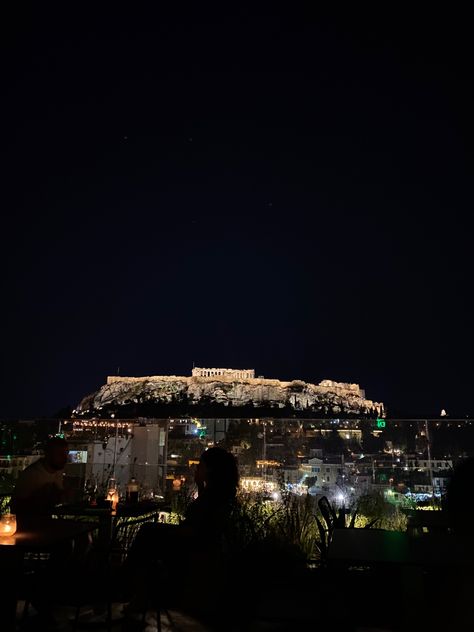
[77,374,384,417]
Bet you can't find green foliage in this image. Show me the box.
[225,492,278,550]
[170,486,409,574]
[0,495,11,514]
[0,471,15,495]
[228,489,409,570]
[168,487,195,524]
[270,492,318,560]
[321,429,344,454]
[356,492,408,531]
[225,492,313,577]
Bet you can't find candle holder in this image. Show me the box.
[0,513,17,537]
[107,489,119,511]
[106,477,119,511]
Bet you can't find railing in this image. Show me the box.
[52,501,166,548]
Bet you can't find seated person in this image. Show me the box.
[432,457,474,631]
[182,445,240,542]
[11,437,75,626]
[446,456,474,534]
[12,436,69,526]
[124,447,239,618]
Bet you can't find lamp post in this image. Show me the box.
[263,421,267,483]
[111,413,118,478]
[425,419,435,503]
[107,413,120,507]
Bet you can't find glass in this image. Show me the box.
[126,478,139,503]
[0,513,17,537]
[106,477,119,510]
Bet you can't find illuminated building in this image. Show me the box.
[65,418,168,495]
[191,367,255,379]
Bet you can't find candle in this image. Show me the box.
[107,488,119,511]
[0,514,17,537]
[112,490,119,511]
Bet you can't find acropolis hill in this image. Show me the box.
[77,367,384,417]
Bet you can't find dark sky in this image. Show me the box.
[1,8,472,418]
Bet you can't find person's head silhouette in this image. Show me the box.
[195,447,239,501]
[44,436,69,471]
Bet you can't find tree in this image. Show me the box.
[323,429,344,455]
[305,476,317,490]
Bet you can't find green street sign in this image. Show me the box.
[376,419,386,428]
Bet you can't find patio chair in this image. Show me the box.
[71,514,159,630]
[20,514,159,631]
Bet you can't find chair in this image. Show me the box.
[116,519,176,631]
[20,514,161,631]
[19,552,52,621]
[71,514,160,630]
[147,527,238,631]
[146,580,176,632]
[406,510,451,536]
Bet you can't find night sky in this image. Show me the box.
[1,8,472,418]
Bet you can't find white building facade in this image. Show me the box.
[192,367,255,379]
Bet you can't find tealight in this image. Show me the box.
[0,514,17,537]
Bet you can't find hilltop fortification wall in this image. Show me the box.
[106,373,367,400]
[81,371,384,416]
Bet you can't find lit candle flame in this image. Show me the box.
[0,515,16,536]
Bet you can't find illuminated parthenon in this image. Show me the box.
[191,367,255,379]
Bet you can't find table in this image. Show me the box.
[0,520,98,631]
[328,528,410,565]
[54,500,165,516]
[405,509,452,535]
[1,519,98,549]
[53,501,165,547]
[328,528,474,629]
[328,528,474,568]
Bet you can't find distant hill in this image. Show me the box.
[76,374,384,418]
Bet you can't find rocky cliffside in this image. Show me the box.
[76,375,384,418]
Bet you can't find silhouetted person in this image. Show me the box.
[427,457,474,632]
[12,436,69,527]
[183,445,240,540]
[11,438,75,627]
[446,456,474,534]
[123,447,239,623]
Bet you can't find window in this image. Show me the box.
[326,468,330,472]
